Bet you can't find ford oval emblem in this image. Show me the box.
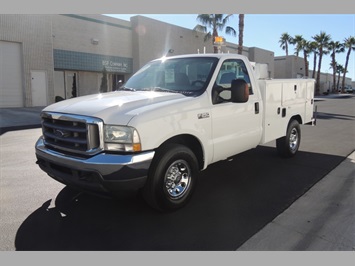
[54,129,70,138]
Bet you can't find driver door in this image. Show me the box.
[211,59,262,162]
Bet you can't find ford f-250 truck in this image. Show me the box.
[35,53,316,211]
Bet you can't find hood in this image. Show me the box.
[43,91,186,125]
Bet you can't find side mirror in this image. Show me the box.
[231,79,249,103]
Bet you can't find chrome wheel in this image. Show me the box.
[277,120,301,158]
[289,127,299,152]
[164,160,191,199]
[142,143,198,211]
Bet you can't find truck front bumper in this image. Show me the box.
[35,137,155,195]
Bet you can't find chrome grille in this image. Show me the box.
[41,112,103,155]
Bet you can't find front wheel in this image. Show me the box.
[276,120,301,158]
[141,144,199,212]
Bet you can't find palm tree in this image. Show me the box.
[309,41,318,79]
[329,41,345,92]
[336,63,345,91]
[279,33,293,56]
[292,36,311,77]
[194,14,236,54]
[238,14,245,55]
[341,36,355,92]
[300,39,311,78]
[292,35,304,58]
[312,31,331,95]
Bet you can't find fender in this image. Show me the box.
[128,92,213,169]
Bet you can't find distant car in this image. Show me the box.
[344,86,353,93]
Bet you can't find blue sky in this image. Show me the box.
[105,14,355,81]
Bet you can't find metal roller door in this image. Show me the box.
[0,41,24,107]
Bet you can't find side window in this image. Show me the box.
[212,59,253,104]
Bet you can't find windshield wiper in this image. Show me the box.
[151,87,178,93]
[134,87,177,93]
[119,87,184,94]
[116,86,136,92]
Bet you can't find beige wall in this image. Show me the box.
[52,14,132,58]
[275,56,306,79]
[249,47,275,78]
[131,15,216,72]
[0,14,54,107]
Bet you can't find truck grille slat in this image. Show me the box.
[41,112,103,155]
[43,121,87,133]
[44,131,88,145]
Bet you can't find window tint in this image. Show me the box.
[216,59,253,94]
[212,59,253,104]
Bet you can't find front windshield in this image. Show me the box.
[122,57,218,96]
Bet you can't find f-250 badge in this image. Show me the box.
[197,112,210,119]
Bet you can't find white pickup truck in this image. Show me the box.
[35,53,316,211]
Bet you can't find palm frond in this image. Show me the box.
[225,26,236,37]
[193,24,207,33]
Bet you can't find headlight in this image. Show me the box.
[104,125,141,152]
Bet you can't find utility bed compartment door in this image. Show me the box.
[282,82,306,105]
[281,80,315,124]
[259,79,314,144]
[305,80,315,123]
[258,80,286,143]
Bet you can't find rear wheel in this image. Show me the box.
[276,120,301,158]
[142,144,199,212]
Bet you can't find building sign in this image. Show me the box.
[54,49,132,73]
[102,60,129,73]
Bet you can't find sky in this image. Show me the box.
[104,14,355,81]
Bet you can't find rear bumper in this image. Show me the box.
[35,137,154,194]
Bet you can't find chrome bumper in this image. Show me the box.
[35,137,155,193]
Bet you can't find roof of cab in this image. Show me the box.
[153,53,249,61]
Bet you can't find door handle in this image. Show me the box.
[255,102,259,114]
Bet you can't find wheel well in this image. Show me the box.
[158,134,204,170]
[290,115,302,125]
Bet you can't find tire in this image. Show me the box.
[276,120,301,158]
[142,143,199,212]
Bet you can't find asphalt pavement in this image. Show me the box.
[0,94,354,251]
[0,106,43,134]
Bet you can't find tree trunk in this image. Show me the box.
[213,29,218,54]
[331,56,336,93]
[285,43,288,56]
[316,50,323,95]
[312,53,317,79]
[341,47,351,92]
[213,45,218,53]
[238,14,244,55]
[303,51,309,78]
